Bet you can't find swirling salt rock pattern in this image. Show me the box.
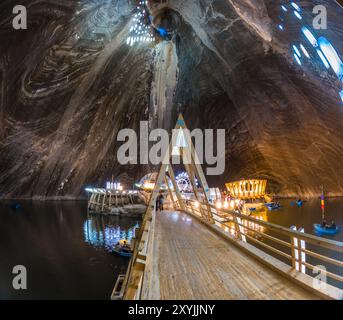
[0,0,342,199]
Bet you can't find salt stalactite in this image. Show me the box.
[150,41,178,131]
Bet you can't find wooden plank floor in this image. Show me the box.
[146,211,319,300]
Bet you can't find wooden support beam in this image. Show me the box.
[167,166,185,211]
[122,113,216,300]
[101,192,106,212]
[165,175,176,209]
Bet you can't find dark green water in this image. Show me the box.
[0,201,139,299]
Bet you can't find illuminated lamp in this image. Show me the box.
[293,45,301,57]
[300,44,310,58]
[294,54,302,66]
[318,37,343,81]
[316,49,330,69]
[301,26,318,47]
[224,200,229,209]
[293,11,302,20]
[291,2,301,11]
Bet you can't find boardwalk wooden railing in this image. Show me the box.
[119,202,157,300]
[119,198,343,300]
[180,199,343,298]
[87,189,139,213]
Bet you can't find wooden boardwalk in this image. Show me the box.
[145,211,319,300]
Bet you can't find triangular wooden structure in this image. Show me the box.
[144,113,213,222]
[123,114,214,300]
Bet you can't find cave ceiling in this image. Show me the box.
[0,0,343,199]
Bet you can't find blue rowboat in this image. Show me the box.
[313,224,340,235]
[10,202,22,210]
[112,243,133,258]
[265,203,281,211]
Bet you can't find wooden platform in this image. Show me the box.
[144,211,319,300]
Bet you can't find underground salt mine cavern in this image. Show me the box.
[0,0,342,303]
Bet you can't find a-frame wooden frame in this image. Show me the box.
[123,114,214,299]
[144,113,213,222]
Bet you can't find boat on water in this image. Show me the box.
[10,202,22,210]
[314,186,340,236]
[313,224,340,235]
[112,240,133,258]
[296,200,303,207]
[291,199,305,207]
[265,202,281,211]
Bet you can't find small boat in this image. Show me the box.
[265,202,281,211]
[10,202,22,210]
[112,240,133,258]
[314,224,340,235]
[314,186,340,236]
[296,200,303,207]
[112,246,133,257]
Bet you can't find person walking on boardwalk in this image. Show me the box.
[156,192,164,212]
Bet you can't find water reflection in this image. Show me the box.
[242,211,267,234]
[223,209,268,237]
[83,214,139,252]
[0,200,141,299]
[221,199,343,289]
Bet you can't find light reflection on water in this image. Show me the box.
[1,198,341,297]
[233,198,343,241]
[224,211,267,237]
[0,200,141,299]
[83,215,139,252]
[240,198,343,289]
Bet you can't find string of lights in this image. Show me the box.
[126,0,155,46]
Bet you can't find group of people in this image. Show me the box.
[321,219,337,230]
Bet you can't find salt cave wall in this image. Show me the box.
[0,0,342,199]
